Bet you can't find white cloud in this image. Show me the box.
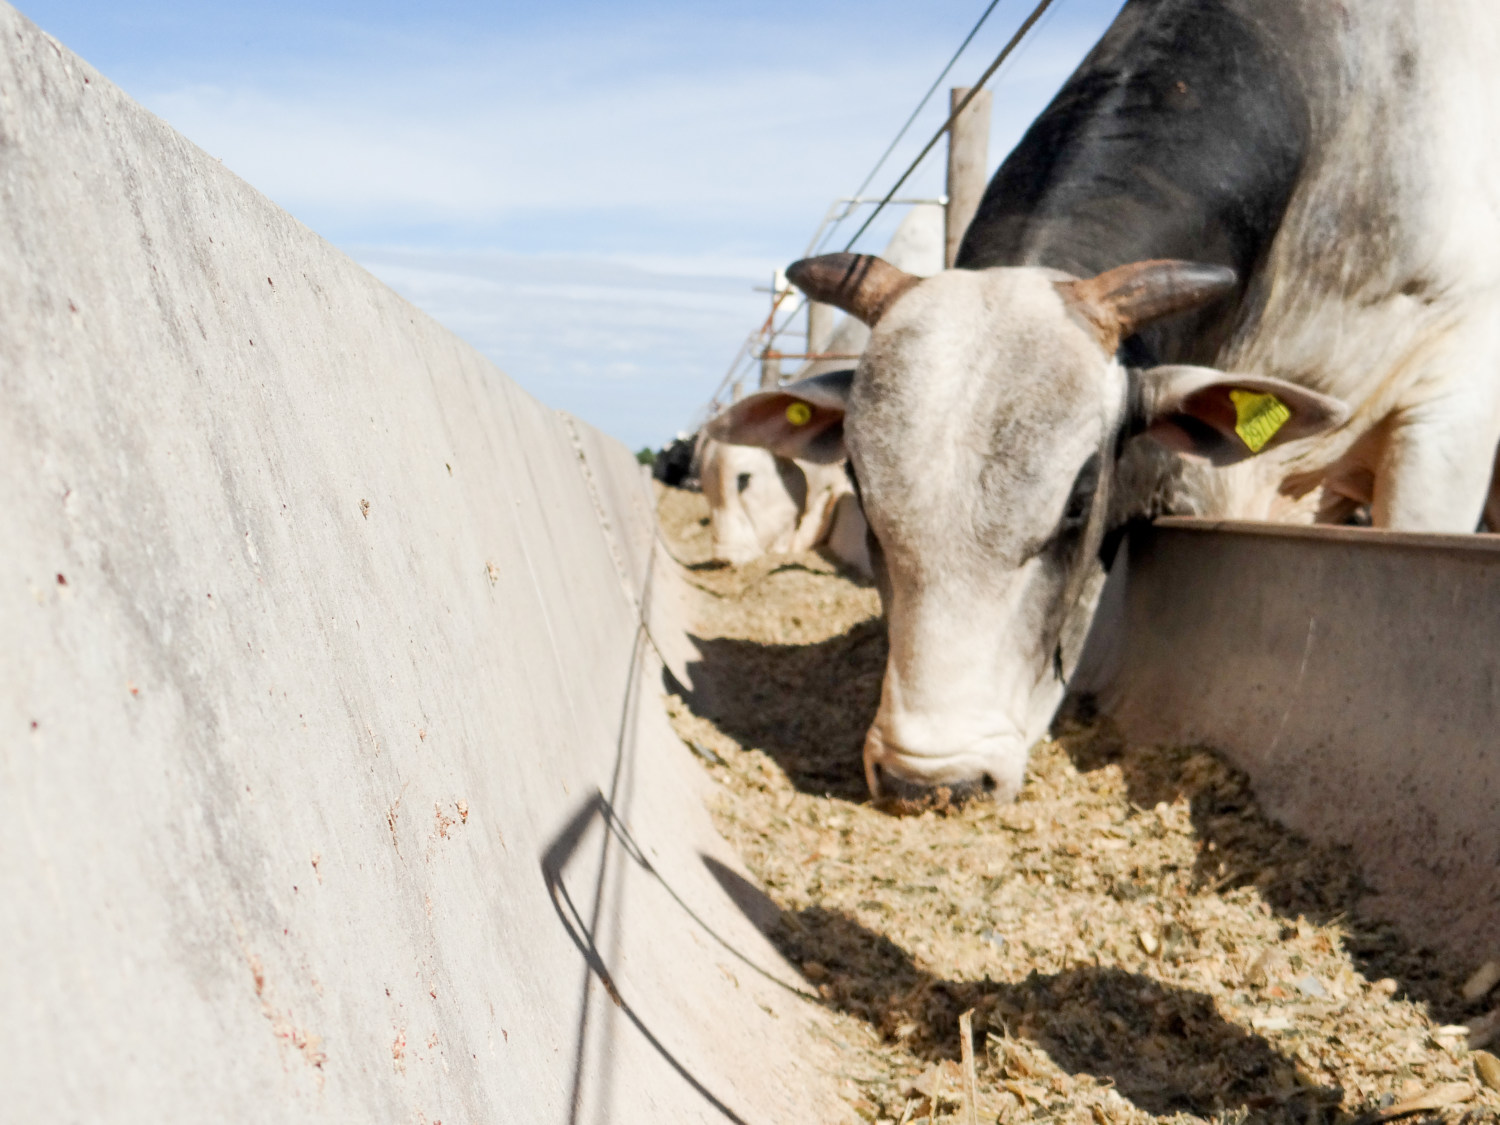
[139,7,1116,240]
[355,247,767,448]
[120,1,1125,447]
[146,71,930,226]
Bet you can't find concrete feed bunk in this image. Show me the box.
[0,6,844,1120]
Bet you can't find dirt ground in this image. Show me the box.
[656,483,1500,1125]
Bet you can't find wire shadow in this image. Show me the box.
[540,530,764,1125]
[543,788,824,1125]
[543,790,749,1124]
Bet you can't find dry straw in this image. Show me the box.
[657,483,1499,1124]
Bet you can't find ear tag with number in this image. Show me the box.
[785,402,812,426]
[1229,390,1290,453]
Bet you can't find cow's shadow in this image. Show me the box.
[703,855,1321,1121]
[674,618,886,801]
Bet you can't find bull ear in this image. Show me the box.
[705,370,853,464]
[1138,365,1349,466]
[786,253,920,326]
[1059,260,1237,352]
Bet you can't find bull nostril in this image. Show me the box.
[870,761,1000,813]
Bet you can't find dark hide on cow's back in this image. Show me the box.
[957,0,1310,367]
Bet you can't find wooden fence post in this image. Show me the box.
[758,352,782,390]
[945,85,992,268]
[807,302,835,363]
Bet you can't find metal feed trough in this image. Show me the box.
[1079,519,1500,965]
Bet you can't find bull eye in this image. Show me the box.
[736,472,753,494]
[1060,453,1101,529]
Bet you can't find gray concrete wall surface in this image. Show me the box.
[1091,519,1500,964]
[0,5,843,1121]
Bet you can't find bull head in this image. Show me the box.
[712,255,1348,801]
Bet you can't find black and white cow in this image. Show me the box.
[710,0,1500,799]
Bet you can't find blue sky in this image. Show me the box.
[19,0,1124,449]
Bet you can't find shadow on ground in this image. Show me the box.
[1053,705,1475,1026]
[671,607,1476,1040]
[703,855,1322,1121]
[674,618,887,802]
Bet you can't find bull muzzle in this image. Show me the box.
[862,725,1032,804]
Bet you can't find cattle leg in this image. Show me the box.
[1371,394,1500,532]
[787,486,838,553]
[1485,443,1500,532]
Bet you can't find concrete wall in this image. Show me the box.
[1091,519,1500,963]
[0,5,840,1121]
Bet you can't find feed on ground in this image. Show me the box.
[657,482,1500,1125]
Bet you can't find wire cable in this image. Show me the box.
[840,0,1059,253]
[811,0,1007,254]
[700,0,1062,421]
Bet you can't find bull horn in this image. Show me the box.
[1059,260,1237,352]
[786,253,921,326]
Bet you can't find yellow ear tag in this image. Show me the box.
[1229,389,1291,453]
[785,402,812,427]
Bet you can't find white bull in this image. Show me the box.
[713,0,1500,799]
[693,204,944,575]
[697,425,870,575]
